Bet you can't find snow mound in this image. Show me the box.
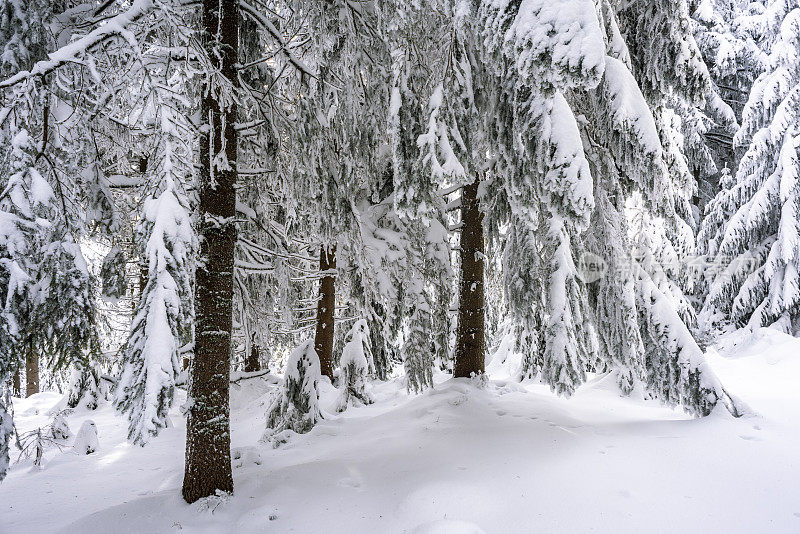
[72,420,99,455]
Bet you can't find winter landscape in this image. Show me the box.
[1,0,799,533]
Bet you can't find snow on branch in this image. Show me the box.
[238,1,313,78]
[0,0,153,89]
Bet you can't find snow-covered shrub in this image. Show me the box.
[264,339,322,439]
[18,423,68,470]
[17,428,47,469]
[49,412,72,441]
[72,420,98,455]
[336,320,374,412]
[66,362,101,410]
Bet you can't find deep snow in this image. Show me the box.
[1,328,798,534]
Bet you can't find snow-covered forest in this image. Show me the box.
[0,0,798,532]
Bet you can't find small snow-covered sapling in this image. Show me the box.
[336,319,374,412]
[264,339,323,441]
[73,420,99,455]
[49,412,72,440]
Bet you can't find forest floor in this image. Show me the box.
[1,328,798,534]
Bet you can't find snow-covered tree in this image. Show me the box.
[336,319,374,412]
[452,0,741,414]
[386,2,455,390]
[0,0,58,478]
[265,339,323,437]
[615,0,722,316]
[701,0,800,336]
[66,361,101,410]
[113,65,197,445]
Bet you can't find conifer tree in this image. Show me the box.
[265,339,322,437]
[702,0,800,335]
[336,320,374,411]
[113,39,197,443]
[182,0,238,503]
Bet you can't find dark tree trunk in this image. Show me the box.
[182,0,237,504]
[138,257,148,304]
[244,333,260,372]
[454,178,485,378]
[314,245,336,380]
[25,337,39,397]
[12,368,20,397]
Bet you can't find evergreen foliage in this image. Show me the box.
[336,320,374,412]
[701,0,800,336]
[265,339,322,438]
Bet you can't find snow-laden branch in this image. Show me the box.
[0,0,153,89]
[238,1,313,78]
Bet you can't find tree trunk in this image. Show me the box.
[314,245,336,381]
[12,368,20,397]
[244,333,260,372]
[138,256,148,304]
[182,0,237,504]
[453,178,485,378]
[25,337,39,397]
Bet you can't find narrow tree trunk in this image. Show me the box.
[12,368,20,397]
[454,178,485,378]
[25,337,39,397]
[138,256,148,304]
[244,333,260,372]
[314,245,336,380]
[182,0,237,504]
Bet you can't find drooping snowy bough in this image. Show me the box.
[264,339,323,440]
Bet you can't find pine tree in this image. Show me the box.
[265,339,322,438]
[615,0,718,320]
[702,0,800,335]
[182,0,238,503]
[336,319,374,411]
[113,52,196,444]
[66,360,101,410]
[0,0,59,480]
[387,2,455,391]
[115,170,195,444]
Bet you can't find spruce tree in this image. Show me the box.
[336,320,374,411]
[702,0,800,335]
[265,339,322,437]
[114,51,196,444]
[182,0,238,503]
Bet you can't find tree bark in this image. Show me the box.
[12,368,20,397]
[453,178,485,378]
[314,245,336,380]
[138,256,148,304]
[182,0,237,504]
[25,337,39,397]
[244,333,260,373]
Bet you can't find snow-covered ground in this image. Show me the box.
[1,328,799,534]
